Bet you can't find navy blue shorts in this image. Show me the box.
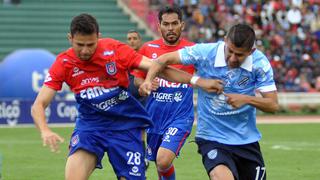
[195,137,266,180]
[69,128,145,179]
[146,126,190,161]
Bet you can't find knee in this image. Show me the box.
[156,154,173,170]
[209,165,234,180]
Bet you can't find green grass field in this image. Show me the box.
[0,123,319,180]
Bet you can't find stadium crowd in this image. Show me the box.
[145,0,320,92]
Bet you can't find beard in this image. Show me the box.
[163,32,180,45]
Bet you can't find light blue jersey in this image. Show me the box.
[179,41,277,145]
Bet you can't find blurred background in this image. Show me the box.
[0,0,319,124]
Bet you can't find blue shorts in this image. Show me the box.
[195,137,266,180]
[146,126,190,161]
[69,128,146,179]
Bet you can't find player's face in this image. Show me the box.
[225,38,253,69]
[68,33,99,61]
[159,13,184,45]
[127,32,142,51]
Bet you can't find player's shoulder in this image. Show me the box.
[252,49,269,63]
[251,49,272,70]
[55,49,72,64]
[99,38,124,47]
[183,41,220,54]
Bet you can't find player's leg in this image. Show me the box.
[156,126,191,180]
[65,149,97,180]
[141,129,149,170]
[195,137,238,180]
[234,142,266,180]
[145,133,162,179]
[107,128,146,180]
[208,164,234,180]
[156,147,176,180]
[65,130,104,180]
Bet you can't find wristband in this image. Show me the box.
[190,75,200,85]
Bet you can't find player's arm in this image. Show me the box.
[143,51,182,83]
[31,85,64,152]
[224,91,280,113]
[133,76,144,88]
[133,73,159,91]
[137,55,224,95]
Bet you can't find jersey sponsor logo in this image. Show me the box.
[151,91,183,102]
[72,67,84,77]
[103,50,114,56]
[129,167,141,177]
[158,79,189,88]
[44,73,52,82]
[209,94,236,113]
[207,149,218,160]
[106,62,117,75]
[91,90,129,111]
[173,92,183,102]
[147,43,160,48]
[80,86,119,99]
[151,53,157,59]
[80,77,100,86]
[71,134,79,147]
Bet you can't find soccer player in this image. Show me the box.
[127,29,142,51]
[140,24,280,180]
[133,6,195,180]
[126,29,151,172]
[31,13,222,180]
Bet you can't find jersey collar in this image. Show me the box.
[214,41,253,72]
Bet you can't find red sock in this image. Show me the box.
[158,165,175,178]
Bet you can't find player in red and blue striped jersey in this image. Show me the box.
[31,13,223,180]
[133,6,195,180]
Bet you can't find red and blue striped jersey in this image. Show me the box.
[44,38,152,130]
[134,38,195,134]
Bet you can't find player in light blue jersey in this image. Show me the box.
[140,24,280,180]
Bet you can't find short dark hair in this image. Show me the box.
[127,29,141,38]
[70,13,99,36]
[226,24,256,50]
[158,5,182,23]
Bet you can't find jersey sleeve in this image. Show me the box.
[129,44,148,78]
[178,43,216,66]
[115,42,143,70]
[254,53,277,92]
[44,58,65,91]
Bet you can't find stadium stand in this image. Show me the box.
[138,0,320,93]
[0,0,152,61]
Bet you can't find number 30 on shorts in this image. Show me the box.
[166,127,178,136]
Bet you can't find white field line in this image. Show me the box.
[261,141,320,152]
[257,116,320,124]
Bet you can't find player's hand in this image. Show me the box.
[196,78,224,94]
[40,129,64,153]
[139,80,153,96]
[223,93,248,108]
[151,78,160,91]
